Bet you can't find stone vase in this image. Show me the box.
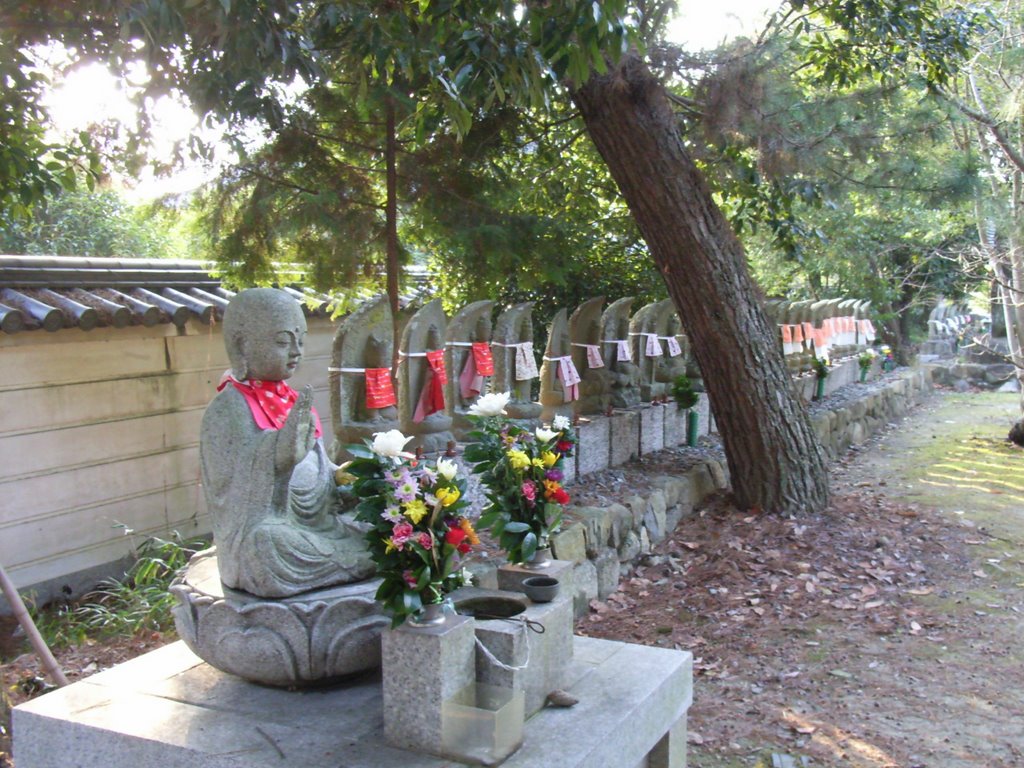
[407,600,448,628]
[523,546,553,569]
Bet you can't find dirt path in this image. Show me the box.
[581,390,1024,768]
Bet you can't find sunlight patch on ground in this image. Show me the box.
[780,709,899,768]
[919,437,1024,504]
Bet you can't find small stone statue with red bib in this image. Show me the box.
[200,288,374,598]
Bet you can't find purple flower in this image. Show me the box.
[381,505,403,523]
[545,469,563,482]
[394,479,418,503]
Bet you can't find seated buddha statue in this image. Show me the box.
[200,288,374,598]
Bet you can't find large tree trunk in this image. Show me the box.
[573,54,830,514]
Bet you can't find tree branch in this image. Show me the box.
[936,85,1024,175]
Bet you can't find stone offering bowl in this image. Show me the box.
[521,575,560,603]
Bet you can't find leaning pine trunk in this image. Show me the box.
[572,54,830,514]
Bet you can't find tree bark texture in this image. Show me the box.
[385,96,401,371]
[573,55,830,514]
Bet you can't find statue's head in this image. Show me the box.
[224,288,307,381]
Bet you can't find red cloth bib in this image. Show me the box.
[413,350,447,422]
[365,368,397,409]
[218,377,322,438]
[471,342,494,376]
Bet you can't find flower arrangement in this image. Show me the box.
[880,344,895,371]
[464,393,576,563]
[858,350,876,372]
[346,429,478,626]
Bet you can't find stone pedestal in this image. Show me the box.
[638,405,666,456]
[170,551,388,687]
[663,405,686,448]
[496,558,575,596]
[453,586,574,718]
[695,393,714,436]
[381,614,475,757]
[15,637,692,768]
[608,409,640,465]
[575,417,611,477]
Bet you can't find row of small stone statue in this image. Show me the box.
[766,297,877,372]
[926,299,973,340]
[328,294,874,455]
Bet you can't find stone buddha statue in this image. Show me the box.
[199,288,375,598]
[600,297,641,408]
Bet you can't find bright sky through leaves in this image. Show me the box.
[667,0,776,49]
[40,1,777,198]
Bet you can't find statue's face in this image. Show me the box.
[243,306,307,382]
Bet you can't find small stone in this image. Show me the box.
[546,689,579,707]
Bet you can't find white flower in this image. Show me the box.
[535,426,559,443]
[468,391,511,417]
[436,457,458,481]
[552,414,571,431]
[370,429,415,458]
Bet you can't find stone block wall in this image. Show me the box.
[926,361,1019,392]
[809,368,931,459]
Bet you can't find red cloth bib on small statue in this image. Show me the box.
[364,368,397,409]
[413,350,448,422]
[218,376,322,438]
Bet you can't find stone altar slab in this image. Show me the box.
[14,637,692,768]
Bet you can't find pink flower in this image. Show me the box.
[418,532,433,549]
[521,480,536,502]
[403,569,418,588]
[392,521,414,546]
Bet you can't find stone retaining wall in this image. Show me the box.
[809,367,932,458]
[470,367,932,618]
[926,361,1019,392]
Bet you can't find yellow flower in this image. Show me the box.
[436,486,461,507]
[384,537,397,554]
[531,457,545,469]
[460,517,480,546]
[404,499,428,524]
[507,450,530,470]
[540,451,558,468]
